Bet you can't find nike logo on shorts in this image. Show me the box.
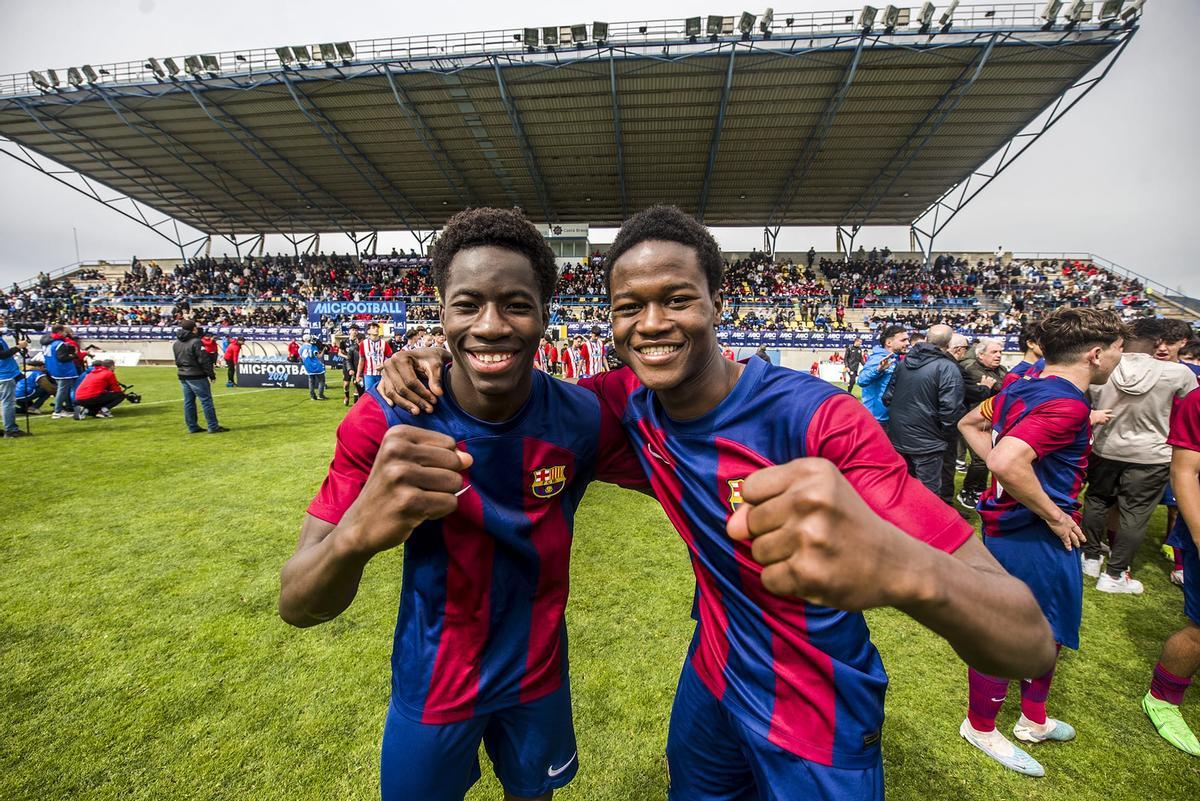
[548,751,577,778]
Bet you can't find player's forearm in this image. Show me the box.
[959,420,991,459]
[989,460,1062,524]
[279,524,373,628]
[895,541,1056,678]
[1171,460,1200,550]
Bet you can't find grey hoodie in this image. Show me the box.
[1090,352,1198,464]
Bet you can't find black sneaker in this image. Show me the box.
[208,426,230,434]
[957,490,979,511]
[4,430,31,438]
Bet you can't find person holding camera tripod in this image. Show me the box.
[0,312,31,438]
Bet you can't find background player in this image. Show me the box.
[356,322,392,394]
[279,208,646,801]
[957,307,1127,777]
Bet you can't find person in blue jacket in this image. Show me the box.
[15,370,52,414]
[300,334,328,401]
[42,324,82,418]
[857,324,910,425]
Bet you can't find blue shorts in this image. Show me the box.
[666,659,883,801]
[1162,481,1177,508]
[1170,520,1200,626]
[984,524,1083,650]
[380,682,578,801]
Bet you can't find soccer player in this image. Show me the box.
[381,205,1057,801]
[1001,325,1045,390]
[279,209,647,801]
[584,327,607,377]
[1141,382,1200,756]
[338,324,362,406]
[356,322,392,394]
[957,307,1127,776]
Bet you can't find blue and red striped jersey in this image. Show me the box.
[1001,357,1045,389]
[308,366,645,724]
[582,357,972,767]
[977,375,1092,537]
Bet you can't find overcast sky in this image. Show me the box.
[1,0,1197,295]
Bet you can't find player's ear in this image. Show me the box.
[711,289,724,325]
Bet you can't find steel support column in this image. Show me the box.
[383,66,475,207]
[697,44,737,222]
[609,52,628,221]
[492,59,556,223]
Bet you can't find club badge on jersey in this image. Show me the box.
[727,479,745,512]
[531,465,568,499]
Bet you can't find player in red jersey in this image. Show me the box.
[356,322,393,394]
[957,308,1127,776]
[380,206,1055,801]
[1001,325,1045,390]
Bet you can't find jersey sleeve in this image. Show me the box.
[1168,389,1200,453]
[592,391,648,488]
[578,366,641,423]
[806,393,973,554]
[1004,398,1090,459]
[306,398,391,525]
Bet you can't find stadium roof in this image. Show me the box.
[0,4,1140,249]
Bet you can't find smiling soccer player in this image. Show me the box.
[279,208,645,801]
[380,206,1057,801]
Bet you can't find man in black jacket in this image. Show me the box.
[885,324,964,497]
[173,320,228,434]
[843,337,865,392]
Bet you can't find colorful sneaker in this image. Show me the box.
[1013,715,1076,744]
[1163,544,1177,561]
[1081,556,1104,578]
[957,490,979,511]
[1096,572,1144,594]
[959,720,1045,776]
[1142,692,1200,756]
[1171,569,1185,587]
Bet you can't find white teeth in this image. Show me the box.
[474,352,513,364]
[639,345,680,356]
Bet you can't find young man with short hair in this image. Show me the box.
[280,209,647,801]
[382,205,1057,801]
[857,325,909,423]
[958,307,1127,776]
[1002,325,1045,390]
[356,323,392,394]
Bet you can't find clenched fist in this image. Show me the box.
[726,457,926,611]
[342,425,473,556]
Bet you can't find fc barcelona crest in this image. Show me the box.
[532,465,568,499]
[727,479,745,511]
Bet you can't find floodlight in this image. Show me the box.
[882,4,901,29]
[1065,0,1089,22]
[1121,0,1145,21]
[571,24,587,43]
[147,57,166,78]
[292,45,312,63]
[319,43,338,63]
[1041,0,1064,21]
[859,6,879,29]
[81,64,100,82]
[200,54,220,74]
[940,0,959,26]
[335,41,355,60]
[29,70,51,91]
[686,16,702,37]
[760,7,774,33]
[523,28,539,47]
[542,26,558,45]
[1099,1,1124,19]
[66,67,83,87]
[592,21,609,41]
[163,57,181,76]
[275,46,294,65]
[918,2,936,28]
[46,68,60,86]
[738,12,756,35]
[184,56,203,76]
[707,15,725,35]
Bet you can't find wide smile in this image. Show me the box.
[632,342,685,367]
[465,350,519,375]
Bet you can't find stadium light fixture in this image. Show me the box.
[46,68,61,87]
[685,16,702,39]
[29,70,51,91]
[738,12,756,38]
[760,7,774,35]
[917,2,936,30]
[81,64,100,83]
[1121,0,1146,22]
[1065,0,1090,23]
[859,6,879,30]
[706,14,724,38]
[319,43,338,64]
[292,45,312,64]
[1098,1,1124,19]
[183,56,203,77]
[571,24,587,43]
[940,0,959,27]
[335,42,355,61]
[163,57,181,76]
[66,67,84,87]
[593,21,609,42]
[522,28,539,48]
[881,4,901,31]
[146,57,166,79]
[542,26,558,45]
[200,54,220,75]
[275,46,295,66]
[1041,0,1064,22]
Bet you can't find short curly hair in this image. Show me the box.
[604,205,724,295]
[1038,307,1129,364]
[429,207,558,305]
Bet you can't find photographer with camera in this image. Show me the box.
[0,312,31,438]
[15,370,52,415]
[43,323,81,419]
[74,359,127,419]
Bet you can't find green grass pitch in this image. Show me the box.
[1,366,1196,800]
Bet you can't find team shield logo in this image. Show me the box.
[531,465,568,499]
[727,479,745,511]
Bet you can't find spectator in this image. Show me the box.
[884,324,965,498]
[14,370,52,415]
[0,314,30,438]
[74,359,126,419]
[200,331,219,369]
[957,338,1008,509]
[173,320,227,434]
[1080,318,1198,593]
[858,325,910,424]
[843,337,865,392]
[223,336,243,387]
[42,324,82,420]
[287,338,300,363]
[300,334,328,401]
[940,333,972,504]
[338,326,362,406]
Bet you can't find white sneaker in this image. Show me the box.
[1081,555,1103,578]
[1096,571,1144,594]
[50,411,65,419]
[959,719,1045,777]
[1013,715,1076,744]
[97,408,113,419]
[1170,569,1185,587]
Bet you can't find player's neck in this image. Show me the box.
[658,348,745,421]
[447,365,532,423]
[1040,363,1091,393]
